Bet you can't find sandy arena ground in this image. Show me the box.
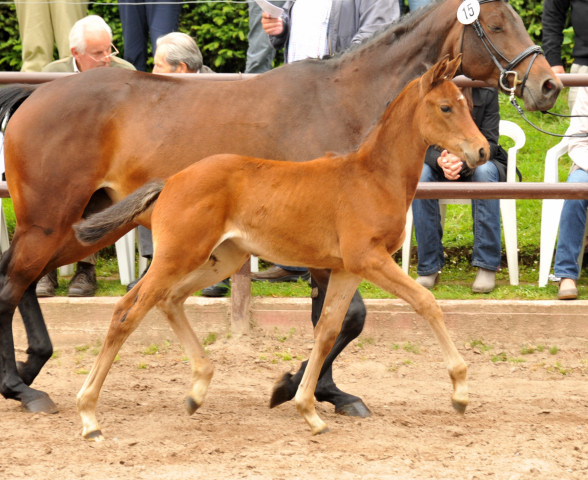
[0,298,586,480]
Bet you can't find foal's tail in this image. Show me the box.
[74,180,165,245]
[0,84,38,126]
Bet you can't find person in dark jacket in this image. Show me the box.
[411,87,508,293]
[542,0,588,109]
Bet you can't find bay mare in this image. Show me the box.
[74,56,489,439]
[0,0,561,416]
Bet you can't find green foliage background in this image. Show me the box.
[0,0,577,73]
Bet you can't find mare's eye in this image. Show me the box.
[441,105,452,113]
[488,24,502,33]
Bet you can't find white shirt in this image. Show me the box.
[287,0,332,63]
[567,86,588,171]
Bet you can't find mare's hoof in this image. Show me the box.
[451,399,468,415]
[84,430,105,442]
[335,399,372,418]
[269,372,295,409]
[185,395,201,415]
[22,394,58,414]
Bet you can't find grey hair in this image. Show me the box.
[69,15,113,53]
[156,32,203,73]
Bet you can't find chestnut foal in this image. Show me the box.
[74,56,488,440]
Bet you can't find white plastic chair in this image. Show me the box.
[401,119,526,285]
[537,138,588,287]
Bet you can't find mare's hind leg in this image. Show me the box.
[294,270,362,434]
[270,269,370,417]
[15,283,53,387]
[358,253,468,413]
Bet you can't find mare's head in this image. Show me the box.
[416,55,489,169]
[444,0,561,111]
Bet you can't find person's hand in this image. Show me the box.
[261,12,284,36]
[437,150,464,181]
[551,65,565,75]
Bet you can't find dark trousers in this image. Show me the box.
[119,0,181,71]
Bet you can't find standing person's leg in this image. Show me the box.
[245,1,285,74]
[125,226,153,291]
[68,253,97,297]
[145,2,182,64]
[412,164,445,287]
[554,168,588,299]
[120,0,149,71]
[15,0,54,72]
[470,162,501,293]
[50,0,87,60]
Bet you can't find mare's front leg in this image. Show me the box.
[270,268,370,417]
[295,270,362,434]
[359,253,468,413]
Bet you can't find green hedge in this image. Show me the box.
[0,1,249,73]
[0,1,575,72]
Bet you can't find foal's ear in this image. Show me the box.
[420,54,463,94]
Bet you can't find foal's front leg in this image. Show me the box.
[359,253,468,412]
[295,270,362,434]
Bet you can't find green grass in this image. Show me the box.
[2,89,585,300]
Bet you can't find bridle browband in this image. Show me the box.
[463,0,587,137]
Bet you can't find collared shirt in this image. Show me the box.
[287,0,332,63]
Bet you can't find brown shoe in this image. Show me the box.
[250,266,310,283]
[36,270,58,297]
[67,262,97,297]
[557,278,578,300]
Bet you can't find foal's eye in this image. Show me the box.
[440,105,452,113]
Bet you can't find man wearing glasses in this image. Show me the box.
[36,15,134,298]
[42,15,135,74]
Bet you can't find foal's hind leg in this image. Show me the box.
[77,287,161,441]
[294,270,362,435]
[271,269,370,417]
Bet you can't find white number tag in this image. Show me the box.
[457,0,480,25]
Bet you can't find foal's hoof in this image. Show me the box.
[335,399,372,418]
[185,395,202,415]
[22,394,58,414]
[451,398,468,415]
[84,430,105,442]
[269,372,295,409]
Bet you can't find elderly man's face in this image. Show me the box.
[72,30,114,72]
[153,45,190,74]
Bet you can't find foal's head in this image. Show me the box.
[416,55,489,169]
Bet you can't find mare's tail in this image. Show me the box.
[74,180,165,245]
[0,84,38,125]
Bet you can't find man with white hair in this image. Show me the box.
[42,15,135,73]
[37,15,134,298]
[152,32,213,74]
